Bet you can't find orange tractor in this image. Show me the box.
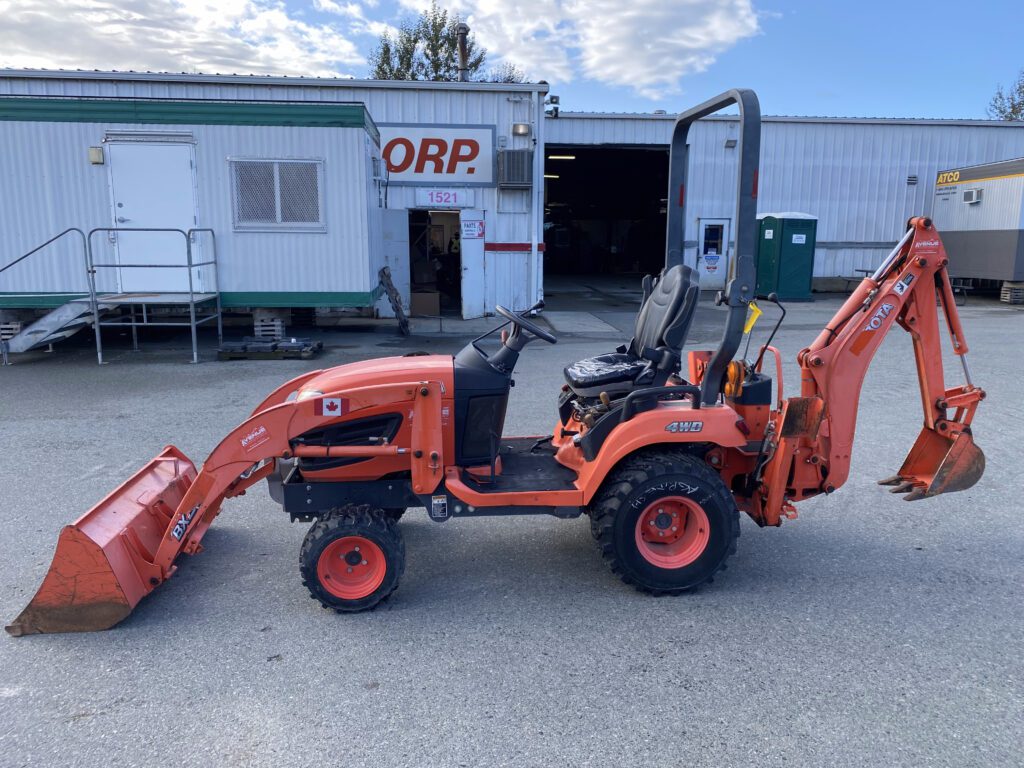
[7,90,986,635]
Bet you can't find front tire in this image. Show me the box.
[589,452,739,594]
[300,506,405,612]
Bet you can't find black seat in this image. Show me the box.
[564,265,699,397]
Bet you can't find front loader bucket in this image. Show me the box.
[879,428,985,501]
[6,447,196,636]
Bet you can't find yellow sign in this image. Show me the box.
[744,301,762,334]
[936,170,960,185]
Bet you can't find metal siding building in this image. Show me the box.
[548,113,1024,280]
[4,69,1024,318]
[0,97,383,309]
[0,71,549,317]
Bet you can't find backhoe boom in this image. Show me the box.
[760,218,985,523]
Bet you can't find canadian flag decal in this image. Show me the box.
[315,397,347,417]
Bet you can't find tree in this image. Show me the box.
[485,62,527,84]
[368,2,523,83]
[988,70,1024,120]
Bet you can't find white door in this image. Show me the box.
[380,208,410,317]
[697,218,730,291]
[108,143,199,293]
[460,210,486,318]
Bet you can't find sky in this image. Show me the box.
[0,0,1021,119]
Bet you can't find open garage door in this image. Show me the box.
[543,146,668,279]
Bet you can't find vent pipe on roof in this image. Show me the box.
[456,23,469,82]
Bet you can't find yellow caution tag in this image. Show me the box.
[743,301,763,334]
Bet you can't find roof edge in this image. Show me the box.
[0,68,549,94]
[552,111,1024,128]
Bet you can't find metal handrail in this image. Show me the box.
[85,227,220,363]
[2,227,221,365]
[0,227,88,277]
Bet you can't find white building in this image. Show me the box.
[0,70,548,319]
[2,69,1023,323]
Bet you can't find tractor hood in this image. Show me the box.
[298,355,455,398]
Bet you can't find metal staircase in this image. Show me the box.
[1,226,222,365]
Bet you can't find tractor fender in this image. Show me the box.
[574,403,745,506]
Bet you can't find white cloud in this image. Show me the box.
[0,0,760,96]
[400,0,759,98]
[0,0,364,76]
[313,0,396,39]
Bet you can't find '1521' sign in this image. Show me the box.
[414,188,476,208]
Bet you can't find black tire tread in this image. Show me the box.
[299,504,406,612]
[589,449,739,595]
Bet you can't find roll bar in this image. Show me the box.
[665,89,761,406]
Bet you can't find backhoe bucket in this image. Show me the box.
[879,428,985,501]
[5,447,196,636]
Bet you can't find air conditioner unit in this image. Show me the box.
[498,149,533,188]
[963,188,983,204]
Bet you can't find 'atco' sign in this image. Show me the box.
[379,124,495,186]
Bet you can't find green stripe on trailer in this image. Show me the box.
[0,97,378,140]
[0,293,90,308]
[220,288,384,308]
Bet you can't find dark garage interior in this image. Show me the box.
[543,145,669,277]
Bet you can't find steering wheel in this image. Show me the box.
[495,305,557,344]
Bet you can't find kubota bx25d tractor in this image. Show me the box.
[7,90,986,635]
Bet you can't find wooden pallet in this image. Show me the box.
[0,321,23,342]
[217,338,323,361]
[253,317,286,340]
[1001,281,1024,305]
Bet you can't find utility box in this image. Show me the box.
[755,213,818,301]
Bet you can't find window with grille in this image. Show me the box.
[230,159,325,231]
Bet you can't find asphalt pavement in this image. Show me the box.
[0,295,1021,767]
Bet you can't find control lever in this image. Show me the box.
[752,292,786,373]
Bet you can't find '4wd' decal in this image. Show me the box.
[665,421,703,433]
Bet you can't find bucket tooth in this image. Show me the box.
[877,475,903,486]
[888,481,918,495]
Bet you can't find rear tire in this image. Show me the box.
[589,451,739,594]
[300,506,405,612]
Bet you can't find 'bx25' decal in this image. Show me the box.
[171,504,200,541]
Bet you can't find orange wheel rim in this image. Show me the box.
[634,496,710,569]
[317,536,386,600]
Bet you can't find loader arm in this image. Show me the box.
[759,218,985,524]
[153,379,445,572]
